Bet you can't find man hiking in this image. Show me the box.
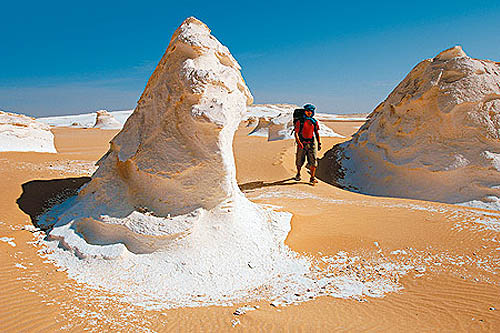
[293,103,321,185]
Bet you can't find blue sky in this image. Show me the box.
[2,0,500,117]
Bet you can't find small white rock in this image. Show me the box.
[231,318,240,327]
[415,266,426,273]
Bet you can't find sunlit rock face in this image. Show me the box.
[83,17,253,217]
[319,46,500,209]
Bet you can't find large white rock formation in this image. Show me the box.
[39,17,309,305]
[93,110,122,129]
[319,46,500,209]
[0,111,57,153]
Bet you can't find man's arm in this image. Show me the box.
[294,120,303,149]
[314,123,321,150]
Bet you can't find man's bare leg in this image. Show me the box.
[309,166,318,184]
[295,166,301,181]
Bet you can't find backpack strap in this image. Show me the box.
[311,117,318,131]
[299,118,305,138]
[291,118,305,136]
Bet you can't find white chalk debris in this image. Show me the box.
[233,305,259,315]
[0,237,16,247]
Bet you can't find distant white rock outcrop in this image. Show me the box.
[93,110,122,129]
[245,104,299,121]
[0,111,57,153]
[38,110,133,128]
[319,46,500,209]
[38,105,357,136]
[248,116,271,137]
[247,104,344,140]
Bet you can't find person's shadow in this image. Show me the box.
[238,177,313,192]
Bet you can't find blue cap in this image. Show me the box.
[303,103,316,111]
[303,103,316,115]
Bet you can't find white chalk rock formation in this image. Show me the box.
[245,104,299,120]
[319,46,500,209]
[268,112,343,141]
[93,110,122,129]
[247,104,296,137]
[0,111,57,153]
[38,110,134,128]
[245,115,258,127]
[39,17,308,306]
[248,117,272,137]
[247,104,343,140]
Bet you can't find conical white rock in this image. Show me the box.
[78,17,253,219]
[93,110,122,129]
[319,46,500,209]
[39,17,310,307]
[0,111,57,153]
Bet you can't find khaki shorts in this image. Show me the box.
[296,141,317,169]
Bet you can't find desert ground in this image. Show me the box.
[1,121,499,332]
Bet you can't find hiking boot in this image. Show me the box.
[294,173,301,181]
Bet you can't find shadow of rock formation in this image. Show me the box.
[316,144,351,190]
[17,177,91,229]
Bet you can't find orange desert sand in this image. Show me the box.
[1,121,499,332]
